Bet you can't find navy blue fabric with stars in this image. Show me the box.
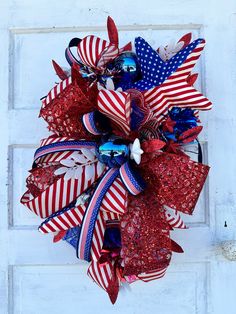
[132,36,204,91]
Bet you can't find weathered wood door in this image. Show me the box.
[0,1,235,313]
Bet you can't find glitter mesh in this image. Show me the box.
[26,165,59,197]
[140,152,209,214]
[121,190,171,276]
[40,80,97,139]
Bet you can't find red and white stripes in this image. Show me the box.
[38,204,87,234]
[100,177,127,215]
[36,136,76,166]
[21,164,100,219]
[98,90,131,135]
[42,77,72,108]
[144,40,212,122]
[97,44,119,69]
[165,207,187,229]
[138,266,168,282]
[90,212,107,261]
[77,35,118,69]
[87,260,115,291]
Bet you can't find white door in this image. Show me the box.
[1,1,235,313]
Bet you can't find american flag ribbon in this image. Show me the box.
[97,90,131,135]
[34,139,96,164]
[119,162,145,195]
[77,168,120,261]
[144,40,212,122]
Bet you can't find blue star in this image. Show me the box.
[132,37,204,91]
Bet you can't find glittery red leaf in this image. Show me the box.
[142,139,166,153]
[52,60,67,80]
[107,16,119,45]
[178,126,203,143]
[122,42,132,51]
[178,33,192,48]
[52,60,68,80]
[107,274,119,304]
[187,73,198,86]
[53,231,67,243]
[162,116,176,133]
[171,239,184,253]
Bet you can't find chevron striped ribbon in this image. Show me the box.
[97,90,131,135]
[38,202,87,234]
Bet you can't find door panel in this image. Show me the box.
[1,1,236,313]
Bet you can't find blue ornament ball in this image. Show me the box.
[108,52,142,90]
[96,137,129,168]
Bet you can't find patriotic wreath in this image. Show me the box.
[21,17,212,303]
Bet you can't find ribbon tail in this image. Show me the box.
[77,168,119,261]
[87,260,119,304]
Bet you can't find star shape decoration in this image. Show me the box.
[128,37,213,122]
[132,36,204,91]
[129,138,144,164]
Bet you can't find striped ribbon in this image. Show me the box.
[82,112,102,136]
[41,77,72,109]
[34,140,96,164]
[137,266,168,282]
[119,162,145,195]
[76,162,144,262]
[38,202,87,234]
[165,207,187,229]
[21,138,100,219]
[97,90,131,135]
[77,168,120,261]
[65,38,84,66]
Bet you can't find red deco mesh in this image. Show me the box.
[121,190,171,276]
[26,165,59,197]
[40,80,97,139]
[140,152,210,214]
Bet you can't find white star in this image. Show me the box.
[129,138,144,165]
